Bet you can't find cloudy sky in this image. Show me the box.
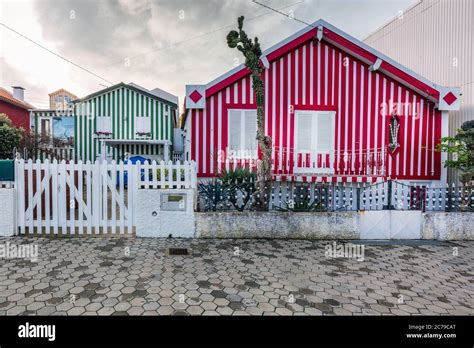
[0,0,416,110]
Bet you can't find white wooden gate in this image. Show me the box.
[15,159,196,236]
[359,210,422,239]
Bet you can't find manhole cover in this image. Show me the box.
[167,248,191,256]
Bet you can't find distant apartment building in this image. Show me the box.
[48,88,77,110]
[364,0,473,138]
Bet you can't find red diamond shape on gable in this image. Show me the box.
[189,90,203,104]
[443,91,457,105]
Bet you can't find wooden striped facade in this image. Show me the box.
[74,83,177,162]
[184,19,454,183]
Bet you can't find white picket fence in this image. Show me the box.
[15,159,196,236]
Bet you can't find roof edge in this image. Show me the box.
[204,18,444,100]
[74,82,178,108]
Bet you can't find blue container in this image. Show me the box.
[119,156,149,187]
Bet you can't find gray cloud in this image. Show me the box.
[13,0,416,106]
[0,57,50,107]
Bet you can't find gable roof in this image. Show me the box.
[205,19,442,102]
[74,82,178,107]
[0,87,35,110]
[48,88,78,99]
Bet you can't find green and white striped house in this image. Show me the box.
[74,82,178,162]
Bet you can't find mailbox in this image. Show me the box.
[161,193,186,211]
[0,160,15,181]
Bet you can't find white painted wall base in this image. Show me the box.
[135,189,195,238]
[359,210,421,239]
[0,188,16,237]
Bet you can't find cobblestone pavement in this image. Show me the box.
[0,237,473,316]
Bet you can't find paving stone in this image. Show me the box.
[0,237,471,316]
[67,307,85,315]
[157,306,174,315]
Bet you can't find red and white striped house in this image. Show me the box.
[183,19,460,184]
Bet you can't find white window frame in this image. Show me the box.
[294,110,336,174]
[96,115,112,133]
[227,109,258,160]
[135,115,151,134]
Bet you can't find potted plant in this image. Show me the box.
[136,131,151,140]
[94,131,112,139]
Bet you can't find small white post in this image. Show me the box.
[164,143,170,162]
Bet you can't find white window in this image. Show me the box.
[96,116,112,133]
[295,110,335,154]
[135,116,151,134]
[228,109,257,159]
[40,118,51,137]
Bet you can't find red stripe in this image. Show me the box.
[289,51,296,174]
[305,42,311,105]
[267,63,273,155]
[213,95,219,174]
[355,61,361,175]
[222,91,228,172]
[426,103,433,178]
[320,42,326,105]
[191,110,196,162]
[413,94,420,177]
[405,90,413,177]
[245,77,250,105]
[398,86,407,178]
[205,98,211,174]
[347,58,354,175]
[327,45,333,107]
[339,53,346,175]
[282,55,288,174]
[334,52,340,174]
[434,109,442,179]
[420,99,428,178]
[369,71,376,176]
[362,62,369,175]
[312,42,318,105]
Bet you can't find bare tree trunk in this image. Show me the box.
[252,72,272,211]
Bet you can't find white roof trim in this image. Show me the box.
[101,139,171,146]
[205,18,444,96]
[369,58,383,71]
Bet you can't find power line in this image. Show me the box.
[103,0,305,69]
[0,22,114,85]
[252,0,316,28]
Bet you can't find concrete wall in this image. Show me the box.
[195,212,359,239]
[422,213,474,241]
[194,211,474,240]
[0,188,16,237]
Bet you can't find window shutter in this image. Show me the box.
[296,112,312,151]
[97,116,112,133]
[244,110,257,153]
[136,117,151,133]
[316,113,333,152]
[228,110,241,151]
